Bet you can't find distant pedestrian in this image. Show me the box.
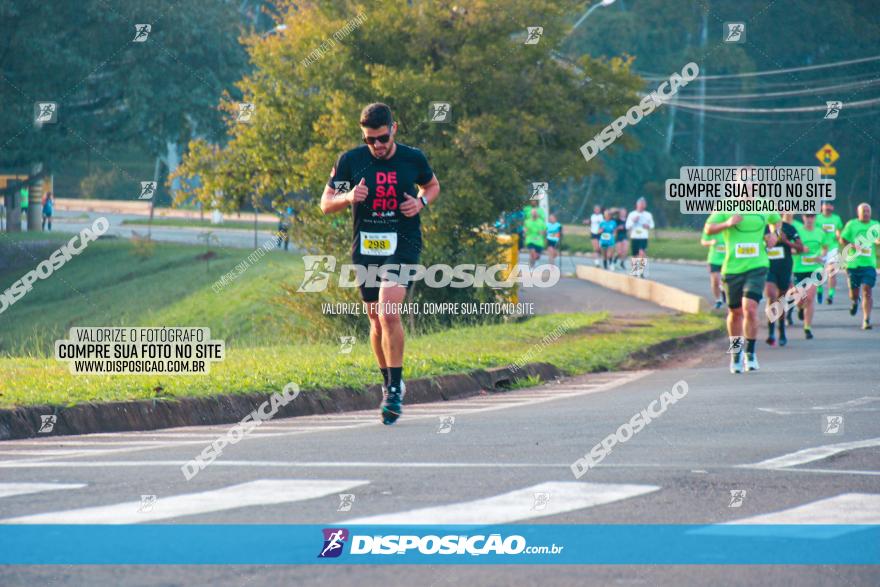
[546,213,562,266]
[626,197,655,259]
[276,213,290,251]
[41,191,54,231]
[598,209,617,270]
[586,205,603,267]
[614,207,628,270]
[523,207,547,268]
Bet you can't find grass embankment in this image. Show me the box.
[1,312,720,408]
[0,233,295,357]
[0,231,722,408]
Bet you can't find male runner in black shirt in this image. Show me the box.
[321,103,440,425]
[765,214,803,346]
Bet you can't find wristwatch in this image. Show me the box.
[419,195,429,208]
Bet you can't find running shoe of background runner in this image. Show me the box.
[730,352,744,374]
[745,353,760,372]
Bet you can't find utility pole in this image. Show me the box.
[696,10,707,167]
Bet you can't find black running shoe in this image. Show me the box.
[850,299,860,316]
[805,328,814,339]
[864,321,873,330]
[827,295,834,305]
[381,382,405,425]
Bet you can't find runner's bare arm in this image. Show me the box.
[418,174,440,206]
[704,215,741,235]
[400,174,440,217]
[320,178,367,214]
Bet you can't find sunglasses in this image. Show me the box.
[363,133,392,145]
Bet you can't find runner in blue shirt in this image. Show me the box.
[546,213,562,266]
[598,209,617,270]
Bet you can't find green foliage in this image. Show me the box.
[174,0,642,320]
[0,0,248,171]
[559,0,880,227]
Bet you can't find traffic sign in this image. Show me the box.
[816,143,838,176]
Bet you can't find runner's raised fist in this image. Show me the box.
[347,177,368,204]
[400,192,422,217]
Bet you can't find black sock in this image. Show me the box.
[746,339,756,354]
[767,321,775,337]
[389,367,403,389]
[380,368,390,387]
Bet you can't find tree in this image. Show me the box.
[174,0,642,322]
[0,0,248,218]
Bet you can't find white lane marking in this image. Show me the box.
[693,494,880,539]
[742,437,880,470]
[0,371,651,464]
[758,396,880,416]
[344,482,659,525]
[0,483,86,499]
[774,467,880,477]
[0,479,368,525]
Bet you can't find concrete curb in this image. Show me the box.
[566,251,704,266]
[0,363,561,441]
[575,265,710,314]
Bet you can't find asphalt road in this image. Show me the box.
[2,218,878,586]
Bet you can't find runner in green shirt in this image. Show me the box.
[705,212,780,373]
[817,201,844,305]
[523,207,547,269]
[700,227,727,309]
[791,214,828,338]
[840,203,880,329]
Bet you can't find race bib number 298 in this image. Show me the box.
[360,232,397,256]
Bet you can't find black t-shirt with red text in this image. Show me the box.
[328,143,433,261]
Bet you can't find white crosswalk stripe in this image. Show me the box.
[694,493,880,538]
[0,483,86,499]
[343,482,660,525]
[0,479,368,524]
[742,438,880,470]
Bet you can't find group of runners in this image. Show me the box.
[702,201,879,374]
[522,206,563,268]
[320,103,878,425]
[585,200,655,271]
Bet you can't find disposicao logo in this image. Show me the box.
[318,528,349,558]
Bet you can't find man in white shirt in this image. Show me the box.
[585,205,604,267]
[625,197,655,258]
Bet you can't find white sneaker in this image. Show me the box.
[745,353,760,372]
[594,259,600,267]
[730,353,744,374]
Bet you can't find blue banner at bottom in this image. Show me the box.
[1,525,878,565]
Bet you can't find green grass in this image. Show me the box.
[561,233,706,261]
[0,312,722,408]
[0,231,300,356]
[122,218,279,231]
[0,231,722,408]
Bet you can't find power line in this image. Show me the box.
[666,96,880,113]
[678,109,880,124]
[634,54,880,81]
[675,78,880,101]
